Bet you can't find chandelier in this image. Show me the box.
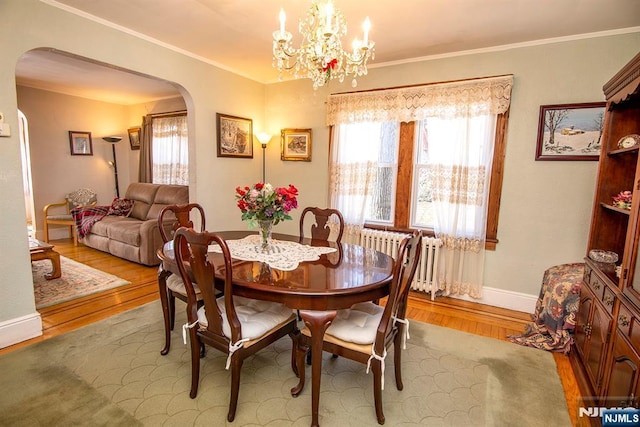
[272,0,375,90]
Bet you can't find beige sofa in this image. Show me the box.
[82,183,189,266]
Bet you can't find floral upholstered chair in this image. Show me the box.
[43,188,97,245]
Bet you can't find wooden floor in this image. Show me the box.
[4,238,581,425]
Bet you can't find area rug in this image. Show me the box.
[32,256,131,309]
[0,301,571,426]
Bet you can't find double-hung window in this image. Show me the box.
[152,114,188,185]
[328,75,513,249]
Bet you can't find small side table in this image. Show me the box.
[29,238,61,280]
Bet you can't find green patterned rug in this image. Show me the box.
[0,301,571,426]
[32,256,131,309]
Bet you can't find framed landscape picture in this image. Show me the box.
[68,131,93,155]
[216,113,253,158]
[128,127,141,150]
[281,128,312,161]
[535,102,606,161]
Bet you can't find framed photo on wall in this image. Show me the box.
[68,131,93,155]
[535,102,606,161]
[216,113,253,158]
[281,128,312,161]
[128,127,141,150]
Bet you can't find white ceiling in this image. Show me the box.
[15,0,640,105]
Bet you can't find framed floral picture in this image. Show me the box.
[281,128,312,161]
[216,113,253,158]
[128,127,141,150]
[68,131,93,155]
[535,102,606,161]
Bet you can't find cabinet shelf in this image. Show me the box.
[608,146,640,156]
[600,203,632,215]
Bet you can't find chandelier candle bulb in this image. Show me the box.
[363,17,370,45]
[325,1,333,33]
[279,8,286,35]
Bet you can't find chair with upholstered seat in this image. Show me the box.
[157,203,207,355]
[43,188,97,245]
[299,207,345,243]
[293,231,422,425]
[174,227,299,422]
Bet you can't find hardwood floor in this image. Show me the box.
[4,238,581,425]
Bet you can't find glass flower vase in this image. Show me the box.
[257,219,274,252]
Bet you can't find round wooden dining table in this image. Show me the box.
[157,230,395,427]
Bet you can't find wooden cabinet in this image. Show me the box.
[576,263,614,394]
[572,51,640,419]
[604,300,640,408]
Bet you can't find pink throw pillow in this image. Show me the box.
[107,197,134,217]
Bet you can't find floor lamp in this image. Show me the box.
[103,136,122,198]
[256,132,272,183]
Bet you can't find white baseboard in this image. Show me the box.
[444,286,537,314]
[0,312,43,349]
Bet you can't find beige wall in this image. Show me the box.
[1,0,639,347]
[16,86,188,241]
[18,86,127,240]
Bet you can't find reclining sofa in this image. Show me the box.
[81,183,189,266]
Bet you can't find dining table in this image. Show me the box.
[157,230,395,427]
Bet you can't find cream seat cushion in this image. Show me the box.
[197,296,295,341]
[166,274,201,298]
[301,302,384,346]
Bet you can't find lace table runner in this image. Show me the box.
[209,235,337,271]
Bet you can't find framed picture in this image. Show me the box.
[281,128,312,161]
[216,113,253,158]
[128,127,141,150]
[535,102,606,161]
[68,131,93,156]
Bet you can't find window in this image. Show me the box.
[337,121,401,223]
[334,114,506,248]
[152,114,188,185]
[328,76,512,249]
[412,114,496,232]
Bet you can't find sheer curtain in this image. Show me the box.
[327,75,513,297]
[152,115,188,185]
[422,115,496,298]
[329,122,381,243]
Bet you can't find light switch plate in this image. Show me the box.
[0,123,11,137]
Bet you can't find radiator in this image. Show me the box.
[358,229,442,300]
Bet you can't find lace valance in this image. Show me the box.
[326,75,513,125]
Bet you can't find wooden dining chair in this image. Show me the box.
[157,203,206,355]
[293,231,422,425]
[174,227,299,422]
[299,207,345,243]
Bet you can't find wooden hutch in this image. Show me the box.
[572,51,640,423]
